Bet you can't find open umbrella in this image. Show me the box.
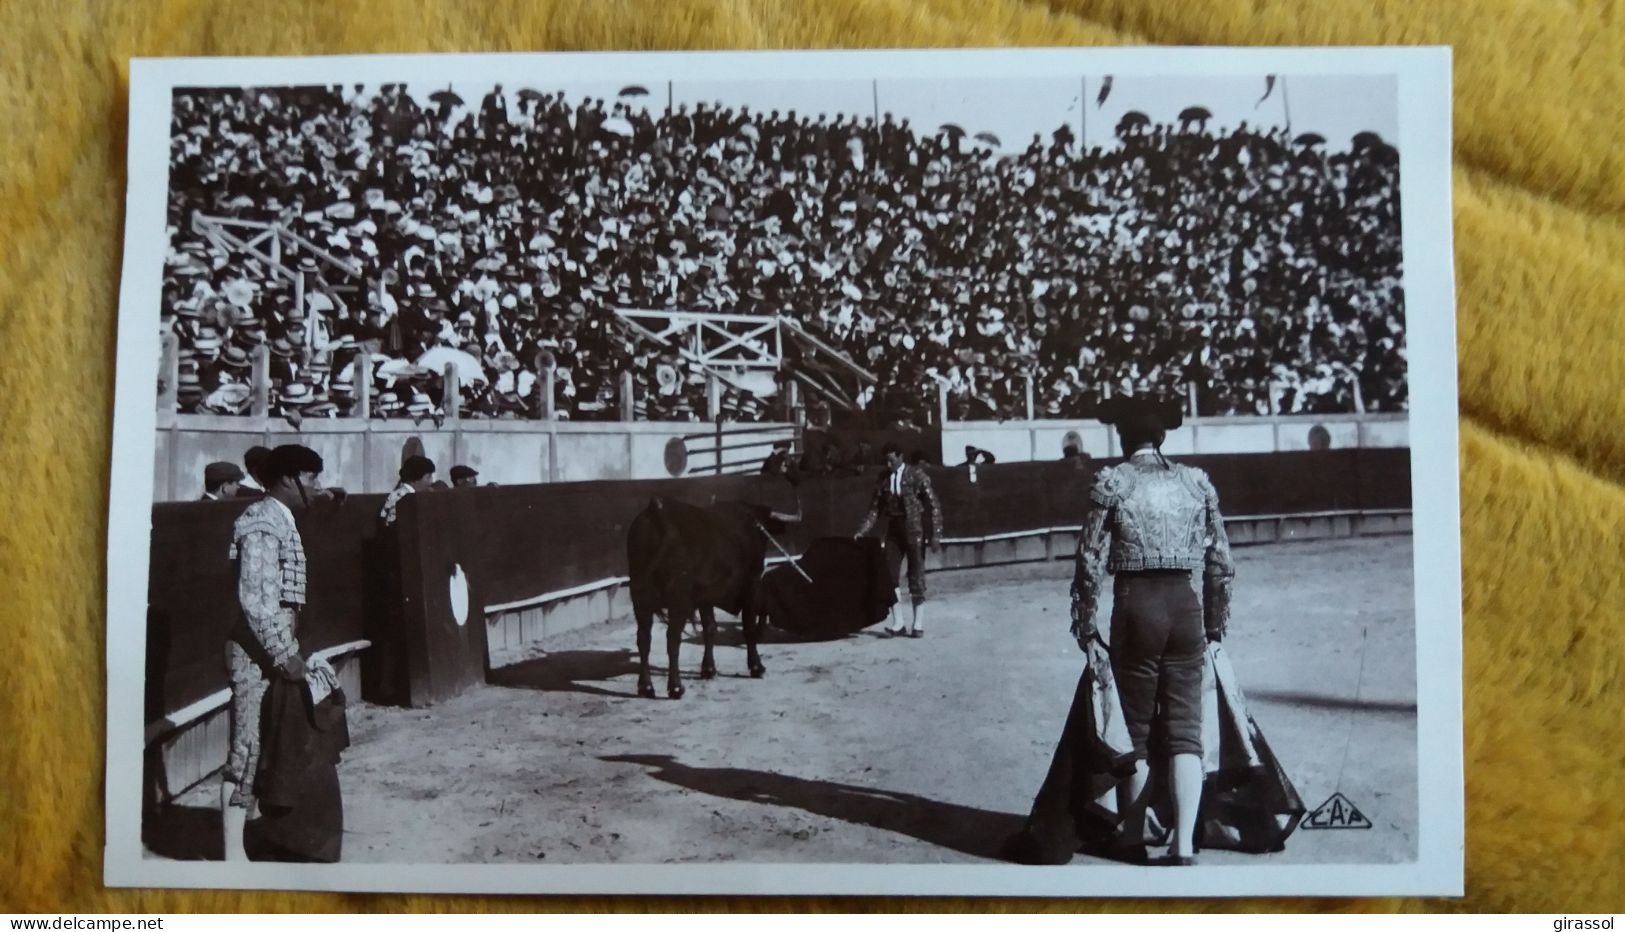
[1293,132,1327,147]
[655,363,680,396]
[415,346,489,384]
[1351,131,1383,150]
[737,123,761,141]
[938,123,966,138]
[517,88,548,103]
[429,89,464,109]
[1178,106,1212,124]
[374,359,433,383]
[601,116,634,138]
[973,131,1001,147]
[619,85,650,97]
[1117,111,1151,134]
[221,278,257,308]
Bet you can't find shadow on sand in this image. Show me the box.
[488,649,646,698]
[1248,689,1417,716]
[601,753,1023,861]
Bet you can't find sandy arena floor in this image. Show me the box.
[159,535,1417,866]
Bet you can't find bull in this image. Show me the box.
[625,480,802,700]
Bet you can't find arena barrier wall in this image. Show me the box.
[152,412,1408,502]
[400,448,1412,694]
[802,427,944,468]
[942,412,1408,465]
[144,448,1412,800]
[151,414,797,502]
[144,493,391,805]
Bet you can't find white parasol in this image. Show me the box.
[415,346,489,384]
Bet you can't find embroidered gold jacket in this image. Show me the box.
[1071,456,1236,640]
[229,497,306,666]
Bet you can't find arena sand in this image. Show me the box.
[159,535,1416,867]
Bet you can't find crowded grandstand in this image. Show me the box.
[160,83,1406,425]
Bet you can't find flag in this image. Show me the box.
[1256,75,1277,107]
[1096,75,1114,107]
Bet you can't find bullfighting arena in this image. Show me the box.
[166,534,1416,865]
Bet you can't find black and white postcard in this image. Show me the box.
[105,46,1462,896]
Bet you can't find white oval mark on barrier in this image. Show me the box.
[449,564,469,628]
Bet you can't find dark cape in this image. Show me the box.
[1001,660,1139,864]
[759,537,896,639]
[1003,643,1305,864]
[252,677,350,863]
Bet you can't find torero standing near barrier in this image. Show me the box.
[219,444,325,861]
[854,442,944,638]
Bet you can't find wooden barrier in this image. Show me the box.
[144,448,1413,796]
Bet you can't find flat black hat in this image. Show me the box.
[204,461,245,485]
[1096,395,1184,434]
[399,454,437,481]
[266,444,325,481]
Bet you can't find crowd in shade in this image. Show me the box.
[160,83,1406,424]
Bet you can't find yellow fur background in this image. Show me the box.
[1,0,1621,913]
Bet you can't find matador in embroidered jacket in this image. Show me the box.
[1071,457,1236,646]
[224,494,308,808]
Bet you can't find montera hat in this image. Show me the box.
[1096,395,1184,435]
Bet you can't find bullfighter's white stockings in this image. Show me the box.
[220,781,248,862]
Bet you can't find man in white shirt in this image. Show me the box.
[379,455,437,529]
[201,461,244,501]
[854,443,944,637]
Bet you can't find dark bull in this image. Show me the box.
[625,479,802,699]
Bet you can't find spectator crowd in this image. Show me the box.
[161,83,1406,425]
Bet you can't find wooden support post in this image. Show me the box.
[295,267,307,330]
[706,372,721,422]
[158,333,179,414]
[785,380,800,425]
[937,382,949,425]
[619,371,634,422]
[1351,377,1366,415]
[532,351,552,420]
[252,344,271,418]
[355,353,372,419]
[1188,381,1199,418]
[1024,373,1035,421]
[443,363,460,420]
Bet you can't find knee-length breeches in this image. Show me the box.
[1109,571,1205,758]
[882,516,927,606]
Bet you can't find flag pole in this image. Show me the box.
[1281,75,1292,134]
[1080,75,1087,150]
[872,78,879,125]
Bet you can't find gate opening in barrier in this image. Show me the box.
[681,422,801,477]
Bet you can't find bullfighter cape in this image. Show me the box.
[1004,642,1304,863]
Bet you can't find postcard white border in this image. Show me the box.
[104,45,1461,897]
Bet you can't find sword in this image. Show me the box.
[756,522,814,583]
